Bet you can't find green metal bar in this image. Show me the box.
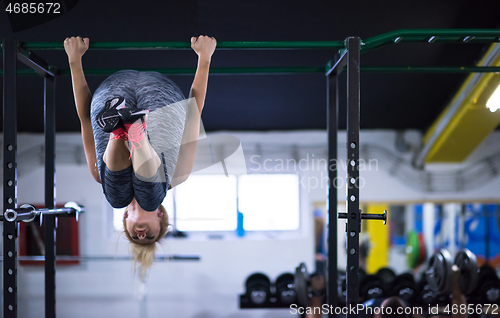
[1,29,498,54]
[20,41,345,50]
[2,66,500,76]
[362,29,500,52]
[0,67,325,76]
[69,67,325,75]
[14,29,500,52]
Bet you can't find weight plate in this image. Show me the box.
[245,273,270,290]
[338,274,347,305]
[406,231,420,269]
[20,204,37,223]
[392,273,417,303]
[483,281,500,302]
[276,273,294,290]
[245,273,271,305]
[276,273,296,305]
[359,268,367,282]
[360,275,386,300]
[418,234,426,265]
[426,249,453,295]
[294,263,310,307]
[396,273,416,284]
[376,267,396,285]
[454,249,478,295]
[250,290,267,305]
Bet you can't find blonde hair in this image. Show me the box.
[122,204,169,279]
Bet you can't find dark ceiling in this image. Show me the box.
[1,0,499,133]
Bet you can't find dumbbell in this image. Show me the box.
[360,275,387,301]
[293,263,328,307]
[245,273,271,306]
[420,286,438,305]
[454,248,479,295]
[390,273,417,304]
[415,272,437,305]
[470,265,500,304]
[294,263,311,307]
[376,267,396,291]
[359,268,367,282]
[337,271,347,306]
[425,248,478,296]
[275,273,297,305]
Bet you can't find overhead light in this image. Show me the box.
[486,84,500,112]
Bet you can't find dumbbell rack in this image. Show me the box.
[327,37,387,316]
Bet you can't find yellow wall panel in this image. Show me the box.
[366,204,389,274]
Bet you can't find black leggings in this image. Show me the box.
[100,154,169,212]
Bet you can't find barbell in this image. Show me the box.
[425,248,478,295]
[1,201,85,225]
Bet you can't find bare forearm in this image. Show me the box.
[172,35,216,187]
[69,59,92,120]
[189,58,211,114]
[170,98,201,188]
[69,58,98,182]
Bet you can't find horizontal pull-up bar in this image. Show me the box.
[21,41,345,50]
[0,255,200,261]
[362,66,500,73]
[12,29,500,52]
[362,29,500,52]
[3,66,500,76]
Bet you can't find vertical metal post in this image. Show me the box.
[327,65,339,314]
[44,76,57,318]
[346,37,361,314]
[3,38,19,318]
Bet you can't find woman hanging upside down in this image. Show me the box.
[64,35,216,278]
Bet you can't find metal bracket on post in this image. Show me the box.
[17,47,57,77]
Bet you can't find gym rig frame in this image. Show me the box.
[3,29,500,318]
[1,38,200,318]
[3,37,63,318]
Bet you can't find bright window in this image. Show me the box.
[112,173,300,233]
[238,174,300,231]
[174,174,237,231]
